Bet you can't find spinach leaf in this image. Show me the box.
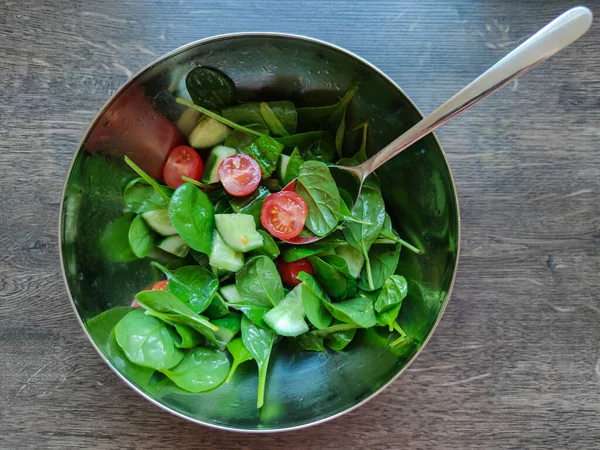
[186,67,236,110]
[128,214,155,258]
[263,285,309,337]
[276,130,332,149]
[322,254,357,299]
[212,312,242,347]
[242,135,284,178]
[260,102,289,136]
[226,302,271,329]
[224,124,270,152]
[323,296,377,328]
[342,185,386,290]
[325,327,356,351]
[222,101,297,134]
[114,309,184,370]
[241,315,275,408]
[230,186,270,225]
[296,272,332,329]
[153,263,218,314]
[374,275,408,313]
[236,256,284,307]
[204,292,230,319]
[308,255,352,300]
[281,236,346,262]
[303,138,336,163]
[169,322,203,349]
[100,213,137,262]
[123,178,173,214]
[295,333,326,352]
[295,161,341,237]
[226,337,254,382]
[379,213,422,254]
[335,245,365,278]
[162,347,230,393]
[249,230,280,260]
[350,121,369,163]
[136,290,218,345]
[297,86,358,129]
[168,183,215,255]
[214,198,233,214]
[283,147,304,185]
[358,243,401,291]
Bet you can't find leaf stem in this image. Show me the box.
[364,253,374,291]
[181,175,212,189]
[124,156,170,204]
[256,362,268,408]
[311,323,357,336]
[175,97,263,137]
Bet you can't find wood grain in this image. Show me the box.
[1,0,599,448]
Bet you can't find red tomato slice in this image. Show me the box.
[218,154,261,197]
[163,145,203,189]
[277,258,313,287]
[152,280,169,290]
[261,191,308,240]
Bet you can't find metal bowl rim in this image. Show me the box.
[58,31,461,433]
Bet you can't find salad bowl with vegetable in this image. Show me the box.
[61,33,459,431]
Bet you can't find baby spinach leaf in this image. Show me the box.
[283,147,304,185]
[161,347,231,393]
[295,161,341,237]
[374,275,408,313]
[242,135,284,178]
[100,213,138,262]
[169,322,203,349]
[223,101,297,135]
[358,243,401,292]
[343,185,386,290]
[281,236,346,262]
[236,256,284,307]
[264,285,309,337]
[123,178,173,214]
[303,138,336,163]
[230,186,270,225]
[260,102,289,136]
[226,337,254,382]
[153,263,218,314]
[186,67,236,110]
[308,255,351,300]
[128,215,155,258]
[249,230,280,260]
[214,198,233,214]
[114,309,184,370]
[204,292,230,319]
[275,130,331,149]
[379,213,422,254]
[323,297,377,328]
[296,272,332,329]
[321,254,357,298]
[377,304,401,331]
[325,327,356,351]
[295,333,326,352]
[224,124,269,152]
[297,86,358,128]
[241,315,275,408]
[226,302,271,329]
[168,183,215,255]
[212,312,242,347]
[335,245,365,279]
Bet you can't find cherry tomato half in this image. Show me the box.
[163,145,203,189]
[218,154,261,197]
[277,258,313,287]
[152,280,169,290]
[261,191,308,240]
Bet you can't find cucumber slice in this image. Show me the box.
[215,214,263,252]
[188,116,231,149]
[276,154,290,182]
[202,145,237,184]
[209,231,244,272]
[176,108,202,137]
[263,285,309,337]
[220,284,243,303]
[157,235,190,257]
[141,209,177,236]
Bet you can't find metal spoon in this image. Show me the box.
[285,6,592,245]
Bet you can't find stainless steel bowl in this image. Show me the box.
[60,33,460,432]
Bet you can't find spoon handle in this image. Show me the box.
[359,6,592,177]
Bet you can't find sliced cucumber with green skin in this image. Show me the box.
[276,154,290,182]
[202,145,237,184]
[141,209,177,236]
[215,213,263,252]
[209,230,244,272]
[157,235,190,257]
[220,284,243,303]
[264,285,309,337]
[188,116,231,149]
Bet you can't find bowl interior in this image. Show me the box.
[61,34,459,431]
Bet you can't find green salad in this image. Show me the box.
[90,67,421,408]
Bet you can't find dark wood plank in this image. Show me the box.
[1,0,599,448]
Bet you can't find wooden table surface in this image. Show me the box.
[2,0,599,448]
